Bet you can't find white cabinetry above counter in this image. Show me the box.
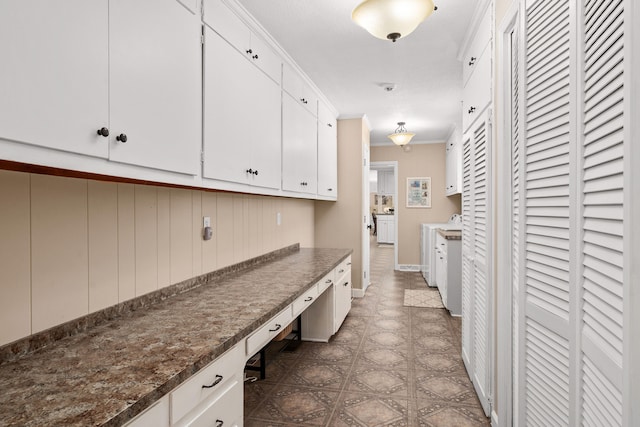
[0,0,201,176]
[0,0,338,201]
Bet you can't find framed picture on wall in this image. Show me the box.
[406,177,431,208]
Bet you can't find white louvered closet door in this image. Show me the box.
[579,0,624,424]
[471,115,492,415]
[521,0,574,424]
[461,132,475,373]
[518,0,627,425]
[461,112,492,416]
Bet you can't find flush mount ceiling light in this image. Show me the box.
[388,122,415,146]
[351,0,436,42]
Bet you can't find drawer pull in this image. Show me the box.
[347,262,352,266]
[216,420,224,427]
[202,374,223,389]
[338,269,345,273]
[269,324,282,332]
[344,281,349,287]
[305,296,313,302]
[325,279,332,284]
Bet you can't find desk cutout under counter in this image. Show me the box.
[0,244,352,426]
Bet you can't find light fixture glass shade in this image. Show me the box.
[352,0,435,42]
[387,122,415,146]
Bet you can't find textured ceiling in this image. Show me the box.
[236,0,476,145]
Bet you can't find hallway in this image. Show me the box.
[243,239,489,426]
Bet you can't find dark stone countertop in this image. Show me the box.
[437,229,462,240]
[0,247,351,426]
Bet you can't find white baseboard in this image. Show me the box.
[397,264,420,272]
[352,288,365,298]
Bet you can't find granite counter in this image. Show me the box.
[0,245,351,426]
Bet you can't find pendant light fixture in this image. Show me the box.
[388,122,415,146]
[351,0,436,42]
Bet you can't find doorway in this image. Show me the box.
[369,161,399,271]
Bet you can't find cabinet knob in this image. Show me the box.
[96,127,109,137]
[253,169,258,176]
[328,188,333,191]
[327,123,333,127]
[215,420,223,427]
[246,168,253,174]
[116,133,127,143]
[468,106,476,114]
[252,54,259,59]
[469,56,476,66]
[246,49,252,54]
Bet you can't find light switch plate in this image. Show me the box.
[276,212,281,226]
[203,216,211,228]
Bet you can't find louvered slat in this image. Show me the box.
[580,0,624,423]
[461,134,474,366]
[523,0,572,423]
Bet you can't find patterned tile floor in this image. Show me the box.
[244,237,490,426]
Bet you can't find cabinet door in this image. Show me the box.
[204,28,280,189]
[0,0,109,158]
[446,141,456,194]
[109,0,200,175]
[317,102,337,198]
[282,94,318,194]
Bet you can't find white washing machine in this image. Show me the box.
[420,214,461,287]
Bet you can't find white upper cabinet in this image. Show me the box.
[203,0,281,83]
[203,27,281,189]
[317,101,337,198]
[445,131,462,195]
[283,63,317,117]
[0,0,201,176]
[282,94,318,194]
[0,0,109,159]
[461,2,492,133]
[108,0,201,175]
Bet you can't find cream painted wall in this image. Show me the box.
[371,144,462,266]
[315,118,368,290]
[0,170,314,346]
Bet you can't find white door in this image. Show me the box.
[109,0,200,175]
[0,0,109,158]
[282,94,318,194]
[515,0,628,424]
[362,144,370,293]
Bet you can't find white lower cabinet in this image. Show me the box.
[124,395,170,427]
[174,380,242,427]
[376,215,395,244]
[171,345,244,425]
[333,257,352,334]
[435,233,462,316]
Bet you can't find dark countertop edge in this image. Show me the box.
[0,244,302,366]
[103,247,352,426]
[437,229,462,240]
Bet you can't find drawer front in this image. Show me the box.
[336,256,352,279]
[246,307,293,356]
[171,344,243,424]
[124,395,170,427]
[178,378,243,427]
[317,270,335,294]
[249,33,281,84]
[292,284,319,317]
